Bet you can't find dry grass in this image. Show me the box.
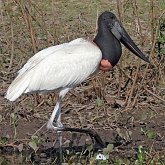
[1,0,164,105]
[0,0,165,164]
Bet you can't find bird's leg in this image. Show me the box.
[47,98,63,164]
[56,103,63,164]
[47,98,62,130]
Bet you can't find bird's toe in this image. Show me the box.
[47,120,63,132]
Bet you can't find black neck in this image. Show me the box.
[93,23,122,67]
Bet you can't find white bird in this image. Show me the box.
[5,11,149,156]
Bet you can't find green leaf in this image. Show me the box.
[96,97,103,107]
[0,159,8,165]
[106,144,114,152]
[28,141,38,152]
[0,136,9,145]
[146,130,155,139]
[103,148,108,155]
[31,135,40,144]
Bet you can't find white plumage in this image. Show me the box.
[5,38,102,102]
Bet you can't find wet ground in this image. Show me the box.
[0,0,165,164]
[0,71,165,164]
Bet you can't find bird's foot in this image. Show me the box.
[47,120,63,131]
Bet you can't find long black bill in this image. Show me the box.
[111,21,150,63]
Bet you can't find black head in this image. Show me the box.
[94,11,149,67]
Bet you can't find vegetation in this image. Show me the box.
[0,0,165,164]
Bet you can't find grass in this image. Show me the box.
[0,0,165,164]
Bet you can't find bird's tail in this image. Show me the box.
[5,74,30,101]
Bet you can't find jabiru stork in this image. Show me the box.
[5,11,149,153]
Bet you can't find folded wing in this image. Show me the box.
[5,38,102,101]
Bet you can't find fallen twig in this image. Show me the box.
[144,87,165,103]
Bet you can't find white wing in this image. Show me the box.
[6,38,102,101]
[17,43,68,76]
[18,38,87,76]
